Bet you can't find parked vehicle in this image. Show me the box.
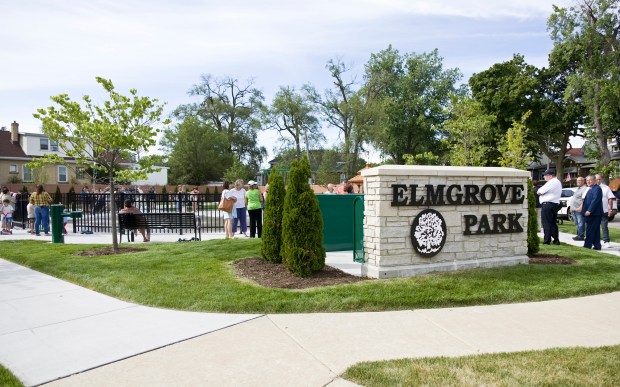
[564,188,618,222]
[559,188,577,220]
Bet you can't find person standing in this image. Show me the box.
[176,185,187,213]
[231,179,248,237]
[325,183,336,194]
[190,187,200,213]
[570,176,587,241]
[29,185,53,236]
[595,174,615,248]
[537,169,562,245]
[146,186,156,213]
[245,180,263,238]
[582,175,603,250]
[220,181,236,239]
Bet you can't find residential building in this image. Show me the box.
[0,121,167,188]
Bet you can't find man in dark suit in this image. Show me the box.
[582,175,603,250]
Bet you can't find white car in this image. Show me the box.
[558,188,577,220]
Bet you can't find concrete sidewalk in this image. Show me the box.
[0,229,619,386]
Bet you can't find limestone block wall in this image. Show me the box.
[361,165,530,278]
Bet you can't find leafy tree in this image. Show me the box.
[403,152,441,166]
[281,156,325,277]
[163,116,232,184]
[470,54,583,176]
[469,55,539,165]
[548,0,620,182]
[527,178,539,255]
[264,85,325,160]
[443,95,494,166]
[314,148,343,185]
[223,158,253,183]
[172,75,266,174]
[497,112,534,170]
[305,59,371,178]
[363,46,462,164]
[261,168,285,263]
[33,77,169,251]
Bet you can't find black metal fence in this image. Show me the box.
[12,192,227,234]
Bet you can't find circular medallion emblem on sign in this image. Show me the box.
[411,209,447,257]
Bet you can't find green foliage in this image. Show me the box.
[53,186,62,204]
[33,77,170,250]
[443,95,494,166]
[548,0,620,169]
[7,175,21,184]
[163,116,232,184]
[280,156,325,277]
[21,185,29,194]
[497,112,533,169]
[161,185,167,194]
[403,152,441,166]
[261,168,286,263]
[527,179,539,255]
[305,59,371,178]
[223,159,252,183]
[68,186,75,195]
[314,148,343,185]
[170,75,267,173]
[212,185,218,196]
[265,85,324,158]
[363,46,462,164]
[0,363,23,387]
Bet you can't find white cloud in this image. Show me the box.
[1,0,572,162]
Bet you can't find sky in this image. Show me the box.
[0,0,575,165]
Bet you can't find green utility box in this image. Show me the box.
[317,194,364,259]
[50,204,83,243]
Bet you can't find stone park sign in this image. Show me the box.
[361,165,530,278]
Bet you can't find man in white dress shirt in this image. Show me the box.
[537,169,563,245]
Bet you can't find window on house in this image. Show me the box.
[58,166,68,183]
[50,140,59,151]
[40,138,49,150]
[613,145,619,152]
[23,166,32,182]
[9,164,18,174]
[76,167,86,180]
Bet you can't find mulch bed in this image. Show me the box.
[527,253,576,265]
[233,257,369,289]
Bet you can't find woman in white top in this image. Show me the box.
[221,181,236,239]
[231,179,248,236]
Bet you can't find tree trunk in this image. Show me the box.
[593,84,612,182]
[109,174,119,252]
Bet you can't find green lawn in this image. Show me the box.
[342,345,620,387]
[1,238,618,313]
[0,364,23,387]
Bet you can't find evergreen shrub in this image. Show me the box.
[280,157,325,277]
[527,178,539,255]
[261,168,285,263]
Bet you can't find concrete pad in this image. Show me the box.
[46,316,338,387]
[416,292,620,353]
[0,260,259,386]
[268,311,477,375]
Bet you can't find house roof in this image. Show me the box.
[0,131,27,158]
